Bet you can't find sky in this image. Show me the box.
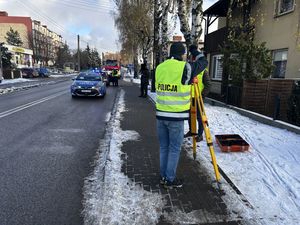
[0,0,218,53]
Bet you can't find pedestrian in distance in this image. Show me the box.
[184,46,211,142]
[155,42,208,189]
[139,63,149,98]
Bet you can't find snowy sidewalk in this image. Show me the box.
[83,80,261,225]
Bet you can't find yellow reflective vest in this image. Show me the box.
[191,70,205,98]
[155,59,191,120]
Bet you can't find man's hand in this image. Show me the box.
[192,77,198,84]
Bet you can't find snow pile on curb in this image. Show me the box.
[83,89,164,225]
[0,81,56,95]
[49,73,78,78]
[0,78,34,85]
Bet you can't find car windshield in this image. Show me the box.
[76,73,102,81]
[105,60,118,67]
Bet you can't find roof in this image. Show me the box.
[203,0,229,17]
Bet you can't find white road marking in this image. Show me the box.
[0,91,67,119]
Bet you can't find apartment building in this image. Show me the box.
[0,11,32,49]
[0,11,34,68]
[0,11,63,68]
[32,20,63,66]
[204,0,300,94]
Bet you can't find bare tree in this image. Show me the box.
[160,0,169,61]
[114,0,153,76]
[177,0,203,48]
[153,0,177,67]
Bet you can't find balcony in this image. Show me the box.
[204,27,228,53]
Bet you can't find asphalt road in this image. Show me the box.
[0,79,119,225]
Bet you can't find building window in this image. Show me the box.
[272,49,288,78]
[276,0,295,15]
[211,54,223,81]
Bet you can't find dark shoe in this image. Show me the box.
[160,176,166,185]
[164,178,183,189]
[138,95,143,97]
[184,131,193,138]
[195,135,203,142]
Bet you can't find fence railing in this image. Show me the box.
[209,79,300,127]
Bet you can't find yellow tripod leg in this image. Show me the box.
[195,85,221,182]
[190,85,197,159]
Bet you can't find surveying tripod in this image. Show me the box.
[190,79,221,183]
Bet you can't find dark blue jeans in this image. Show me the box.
[157,119,184,182]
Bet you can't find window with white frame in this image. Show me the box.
[211,54,223,81]
[276,0,295,15]
[272,49,288,78]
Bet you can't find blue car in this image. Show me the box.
[71,72,106,98]
[37,67,50,77]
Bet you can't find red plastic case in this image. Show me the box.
[215,134,250,152]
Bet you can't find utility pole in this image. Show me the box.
[0,46,3,83]
[151,0,157,92]
[77,35,80,72]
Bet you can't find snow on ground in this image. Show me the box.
[0,74,77,95]
[0,78,34,85]
[0,81,56,95]
[0,78,36,95]
[83,89,164,225]
[123,72,140,84]
[148,92,300,225]
[49,73,78,78]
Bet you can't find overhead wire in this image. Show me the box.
[45,0,115,14]
[16,0,66,34]
[8,0,117,52]
[47,0,114,10]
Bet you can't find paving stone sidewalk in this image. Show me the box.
[118,81,258,225]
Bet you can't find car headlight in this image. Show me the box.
[72,84,81,88]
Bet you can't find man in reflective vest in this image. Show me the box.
[184,66,210,142]
[155,42,207,189]
[112,69,119,86]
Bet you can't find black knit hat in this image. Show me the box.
[169,42,186,58]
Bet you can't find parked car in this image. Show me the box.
[21,68,38,78]
[71,72,106,98]
[37,67,50,77]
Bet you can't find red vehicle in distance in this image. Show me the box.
[102,59,120,86]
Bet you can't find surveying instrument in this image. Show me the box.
[190,77,221,184]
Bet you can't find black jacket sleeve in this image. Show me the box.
[181,54,208,85]
[202,70,211,97]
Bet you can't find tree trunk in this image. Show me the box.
[191,0,203,46]
[161,1,169,61]
[154,0,163,67]
[177,0,191,47]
